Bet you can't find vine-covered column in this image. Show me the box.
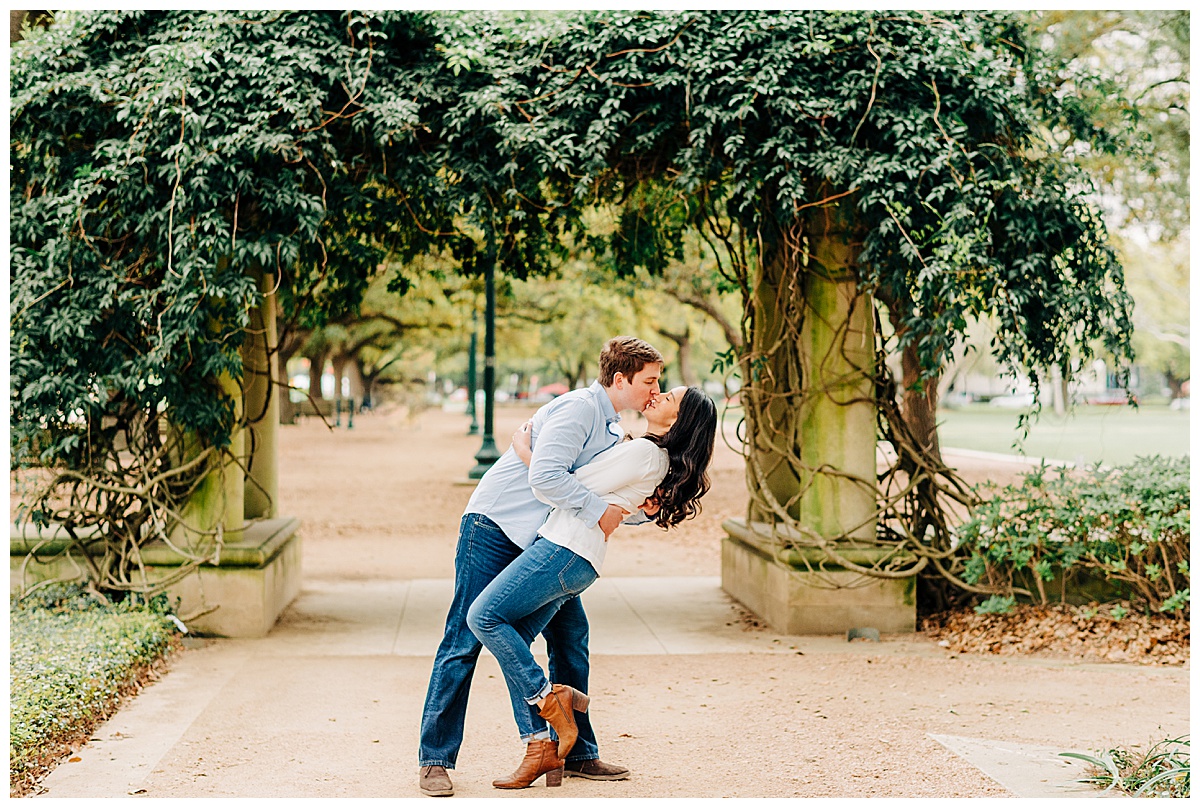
[744,194,876,546]
[796,199,876,544]
[243,265,279,519]
[171,383,244,546]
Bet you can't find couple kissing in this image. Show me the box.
[418,336,717,795]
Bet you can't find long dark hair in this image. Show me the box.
[643,387,717,528]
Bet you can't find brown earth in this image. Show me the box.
[15,400,1190,799]
[273,403,1188,798]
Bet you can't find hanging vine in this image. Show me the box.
[11,10,1138,607]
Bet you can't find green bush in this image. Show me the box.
[956,456,1189,615]
[9,584,181,796]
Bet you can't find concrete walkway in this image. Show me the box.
[29,574,1167,800]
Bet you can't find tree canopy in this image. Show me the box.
[11,11,1138,584]
[13,10,1134,460]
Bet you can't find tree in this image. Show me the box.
[10,11,455,593]
[11,10,1135,604]
[1032,11,1189,239]
[1120,236,1190,399]
[465,11,1132,586]
[1030,11,1190,398]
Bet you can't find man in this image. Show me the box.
[418,336,664,796]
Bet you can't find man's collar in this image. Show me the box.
[590,380,622,424]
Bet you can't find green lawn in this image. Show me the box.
[936,403,1190,467]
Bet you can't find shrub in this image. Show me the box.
[955,456,1189,615]
[9,584,182,796]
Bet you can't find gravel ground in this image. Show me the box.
[272,403,1188,798]
[18,401,1190,798]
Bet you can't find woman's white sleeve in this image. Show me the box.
[573,440,666,513]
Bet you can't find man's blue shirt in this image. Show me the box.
[464,381,623,549]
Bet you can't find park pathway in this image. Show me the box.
[35,574,1183,799]
[31,407,1188,799]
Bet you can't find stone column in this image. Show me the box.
[722,195,911,635]
[242,266,279,519]
[796,263,877,542]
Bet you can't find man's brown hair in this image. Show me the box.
[598,336,663,386]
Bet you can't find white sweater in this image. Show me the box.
[534,438,669,574]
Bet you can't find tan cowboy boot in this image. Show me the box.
[537,684,590,759]
[492,738,564,789]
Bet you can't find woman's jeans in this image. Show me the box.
[418,515,599,768]
[466,537,599,735]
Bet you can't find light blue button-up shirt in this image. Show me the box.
[464,381,624,549]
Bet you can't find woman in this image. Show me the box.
[466,385,718,789]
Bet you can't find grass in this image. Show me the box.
[936,403,1189,467]
[1062,735,1190,797]
[9,584,182,797]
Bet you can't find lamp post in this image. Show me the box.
[466,306,479,435]
[469,229,500,479]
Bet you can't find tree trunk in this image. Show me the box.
[306,348,329,401]
[10,10,50,44]
[331,353,349,403]
[356,357,376,408]
[345,356,366,401]
[1051,365,1068,416]
[563,358,587,390]
[275,327,310,424]
[877,290,944,465]
[1165,370,1185,400]
[887,308,943,464]
[658,326,701,387]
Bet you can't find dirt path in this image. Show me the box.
[267,404,1187,798]
[27,402,1189,799]
[279,401,753,581]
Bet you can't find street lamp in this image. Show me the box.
[466,306,479,435]
[469,230,500,478]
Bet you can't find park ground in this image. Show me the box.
[26,401,1190,799]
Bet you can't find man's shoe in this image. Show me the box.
[563,759,630,781]
[420,765,454,796]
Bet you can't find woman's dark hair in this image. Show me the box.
[644,387,717,528]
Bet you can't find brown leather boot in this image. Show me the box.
[537,684,590,759]
[492,738,564,789]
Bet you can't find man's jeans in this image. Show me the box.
[418,514,599,768]
[466,538,599,715]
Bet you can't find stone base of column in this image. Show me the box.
[721,517,916,635]
[11,517,302,638]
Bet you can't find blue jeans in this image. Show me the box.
[467,538,599,721]
[418,514,600,768]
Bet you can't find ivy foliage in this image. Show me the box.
[12,9,1134,469]
[10,11,453,466]
[475,10,1134,384]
